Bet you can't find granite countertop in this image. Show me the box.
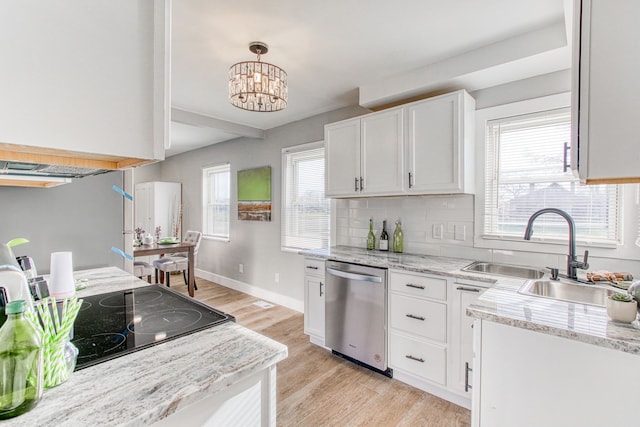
[11,267,288,426]
[303,246,640,356]
[302,245,493,283]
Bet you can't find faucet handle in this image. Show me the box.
[581,250,589,270]
[546,267,559,280]
[572,250,590,270]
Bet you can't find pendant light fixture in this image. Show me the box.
[228,42,288,112]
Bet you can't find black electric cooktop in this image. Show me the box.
[71,285,235,370]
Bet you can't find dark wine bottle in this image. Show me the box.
[379,220,389,251]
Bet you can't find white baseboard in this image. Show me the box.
[195,268,304,313]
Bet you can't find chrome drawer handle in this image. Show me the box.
[406,314,425,321]
[405,355,424,363]
[405,283,425,290]
[456,286,481,292]
[306,266,319,270]
[465,362,473,392]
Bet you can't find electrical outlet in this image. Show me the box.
[454,224,466,241]
[275,273,280,283]
[432,224,443,239]
[239,263,244,273]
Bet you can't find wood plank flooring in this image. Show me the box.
[175,276,471,426]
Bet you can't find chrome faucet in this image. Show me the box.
[523,208,589,281]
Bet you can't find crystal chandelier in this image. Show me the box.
[228,42,288,112]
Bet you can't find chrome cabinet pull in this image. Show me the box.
[306,265,319,270]
[456,286,481,293]
[408,172,414,188]
[319,282,324,297]
[405,355,424,363]
[406,313,425,321]
[360,176,364,191]
[406,283,425,290]
[354,177,359,191]
[465,362,473,392]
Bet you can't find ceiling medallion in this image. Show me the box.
[228,42,288,112]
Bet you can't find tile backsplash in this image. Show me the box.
[334,194,640,276]
[335,194,479,256]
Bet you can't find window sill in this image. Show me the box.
[478,234,619,250]
[202,235,230,243]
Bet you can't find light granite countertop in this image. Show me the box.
[10,267,288,426]
[302,245,640,356]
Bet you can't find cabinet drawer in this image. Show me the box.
[389,270,447,301]
[304,259,325,277]
[389,332,446,385]
[390,293,447,342]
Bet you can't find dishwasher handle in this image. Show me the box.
[326,267,383,283]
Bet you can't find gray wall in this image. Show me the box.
[0,172,124,274]
[141,106,368,304]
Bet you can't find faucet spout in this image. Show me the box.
[523,208,588,280]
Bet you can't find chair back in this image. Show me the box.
[183,230,203,258]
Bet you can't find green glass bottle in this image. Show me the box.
[393,219,404,253]
[367,218,376,250]
[0,300,43,420]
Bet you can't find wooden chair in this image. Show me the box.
[153,231,202,289]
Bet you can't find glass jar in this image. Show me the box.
[0,300,43,419]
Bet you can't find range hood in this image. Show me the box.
[0,143,155,188]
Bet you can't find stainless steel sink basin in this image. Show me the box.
[519,279,616,306]
[462,261,545,279]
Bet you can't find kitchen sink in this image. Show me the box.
[462,261,545,279]
[518,279,616,307]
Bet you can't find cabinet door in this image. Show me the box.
[572,0,640,183]
[325,119,361,197]
[304,275,325,339]
[406,93,462,193]
[360,108,405,195]
[450,283,485,395]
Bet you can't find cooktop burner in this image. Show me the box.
[72,285,234,370]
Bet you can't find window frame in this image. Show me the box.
[281,141,330,252]
[474,93,622,250]
[202,162,231,242]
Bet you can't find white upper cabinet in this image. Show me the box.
[571,0,640,184]
[326,107,404,197]
[406,91,475,194]
[325,90,474,198]
[325,119,361,197]
[0,0,169,166]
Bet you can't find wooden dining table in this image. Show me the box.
[133,241,196,297]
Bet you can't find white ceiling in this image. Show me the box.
[168,0,570,157]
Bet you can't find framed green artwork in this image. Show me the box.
[237,166,272,221]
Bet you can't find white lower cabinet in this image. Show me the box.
[449,279,489,397]
[389,332,447,385]
[388,269,471,408]
[473,320,640,427]
[303,258,325,347]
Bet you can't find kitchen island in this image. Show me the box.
[467,274,640,427]
[9,267,288,426]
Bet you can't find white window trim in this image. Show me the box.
[474,92,624,254]
[202,162,231,242]
[281,140,328,253]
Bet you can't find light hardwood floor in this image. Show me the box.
[176,276,471,427]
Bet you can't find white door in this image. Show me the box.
[360,107,405,195]
[406,93,462,193]
[325,119,361,197]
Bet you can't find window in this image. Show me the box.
[202,163,230,240]
[282,142,330,251]
[484,107,620,244]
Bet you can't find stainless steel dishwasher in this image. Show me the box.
[325,260,391,376]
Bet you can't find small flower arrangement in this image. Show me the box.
[134,227,145,242]
[155,226,162,241]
